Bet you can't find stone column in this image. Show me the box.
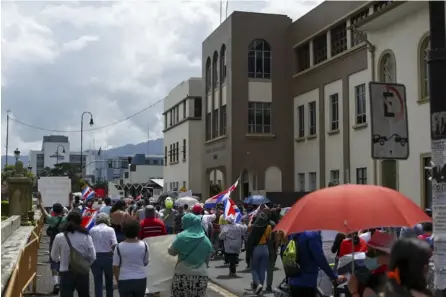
[7,162,33,226]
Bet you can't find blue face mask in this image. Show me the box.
[364,258,379,270]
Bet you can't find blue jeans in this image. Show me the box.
[91,253,114,297]
[250,245,269,286]
[166,226,173,234]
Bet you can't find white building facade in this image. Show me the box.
[29,135,71,176]
[163,78,204,196]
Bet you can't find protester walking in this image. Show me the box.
[160,197,176,234]
[90,213,117,297]
[219,215,247,277]
[168,213,213,297]
[113,219,149,297]
[51,211,96,297]
[110,200,129,243]
[139,205,167,239]
[99,197,113,215]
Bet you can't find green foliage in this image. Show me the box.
[1,200,9,217]
[38,163,83,192]
[1,216,8,221]
[1,163,36,183]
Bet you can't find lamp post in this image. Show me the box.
[55,144,66,165]
[14,148,20,164]
[80,112,94,177]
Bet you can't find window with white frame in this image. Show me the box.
[330,170,340,185]
[356,167,367,184]
[309,101,317,136]
[309,172,317,191]
[330,93,339,131]
[248,102,271,134]
[355,84,366,124]
[298,173,305,191]
[298,105,305,138]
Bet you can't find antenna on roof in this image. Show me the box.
[220,0,222,24]
[226,0,229,18]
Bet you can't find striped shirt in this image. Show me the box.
[139,217,167,239]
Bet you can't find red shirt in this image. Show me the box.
[139,217,167,239]
[338,238,368,257]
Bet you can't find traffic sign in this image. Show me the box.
[369,82,409,160]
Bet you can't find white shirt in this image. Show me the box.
[113,241,149,280]
[200,214,216,231]
[360,232,372,243]
[90,223,118,253]
[51,231,96,272]
[99,205,112,215]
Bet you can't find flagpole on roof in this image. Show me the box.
[220,0,222,24]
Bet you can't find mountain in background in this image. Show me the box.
[1,138,164,166]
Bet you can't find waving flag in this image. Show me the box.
[223,198,242,223]
[81,207,97,230]
[81,185,95,201]
[204,179,239,208]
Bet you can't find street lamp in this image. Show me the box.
[55,144,66,165]
[13,148,20,164]
[80,112,94,177]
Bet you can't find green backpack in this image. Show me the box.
[64,233,91,275]
[282,237,301,277]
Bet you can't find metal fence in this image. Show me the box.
[3,214,44,297]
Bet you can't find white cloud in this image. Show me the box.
[1,0,320,156]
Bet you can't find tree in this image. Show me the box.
[2,163,36,184]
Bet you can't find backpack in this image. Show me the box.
[64,232,91,275]
[282,237,301,277]
[46,217,63,239]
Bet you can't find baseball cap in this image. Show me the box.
[192,204,203,215]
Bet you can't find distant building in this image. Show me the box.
[29,135,72,177]
[162,77,204,195]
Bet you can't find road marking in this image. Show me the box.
[208,282,238,297]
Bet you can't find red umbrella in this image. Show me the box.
[275,184,431,235]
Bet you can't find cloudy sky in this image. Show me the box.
[1,0,321,155]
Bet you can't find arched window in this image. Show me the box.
[379,51,396,83]
[248,39,271,79]
[212,51,218,89]
[205,57,211,93]
[419,35,430,100]
[220,44,227,84]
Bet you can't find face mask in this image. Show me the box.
[364,258,379,270]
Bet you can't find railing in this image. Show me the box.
[3,215,45,297]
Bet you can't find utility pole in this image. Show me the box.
[428,1,446,296]
[5,110,11,167]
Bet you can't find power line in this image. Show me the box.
[8,98,163,133]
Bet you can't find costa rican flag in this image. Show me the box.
[81,207,97,230]
[82,185,95,201]
[204,179,239,208]
[223,198,242,223]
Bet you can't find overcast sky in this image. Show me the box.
[1,0,321,154]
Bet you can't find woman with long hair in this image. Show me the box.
[50,211,96,297]
[110,200,130,243]
[168,213,213,297]
[385,237,432,297]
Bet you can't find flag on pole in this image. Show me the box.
[81,185,95,201]
[204,178,239,208]
[81,208,97,230]
[223,198,242,223]
[97,147,102,156]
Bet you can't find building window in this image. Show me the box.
[423,156,432,209]
[183,102,186,119]
[374,1,392,13]
[164,115,167,130]
[356,167,367,184]
[309,172,317,191]
[169,111,172,126]
[220,105,227,136]
[351,8,369,47]
[182,139,186,160]
[308,101,317,136]
[330,170,340,185]
[419,36,430,100]
[176,142,179,161]
[355,84,366,124]
[206,112,212,140]
[313,33,327,65]
[296,43,310,72]
[298,105,305,138]
[248,102,271,134]
[212,51,218,89]
[205,57,211,93]
[298,173,305,191]
[331,22,347,56]
[164,147,167,165]
[220,44,227,84]
[212,109,219,138]
[194,97,202,117]
[379,52,396,83]
[183,181,186,189]
[124,172,129,179]
[248,39,271,79]
[330,93,339,131]
[176,106,179,123]
[169,144,172,163]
